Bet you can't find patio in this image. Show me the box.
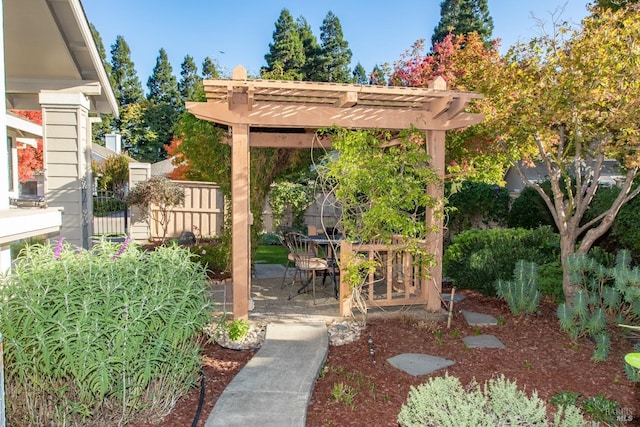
[209,263,447,325]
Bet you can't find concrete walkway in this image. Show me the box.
[205,322,328,427]
[205,265,505,424]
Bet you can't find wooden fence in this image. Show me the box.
[150,180,225,240]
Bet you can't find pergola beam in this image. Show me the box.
[187,101,482,132]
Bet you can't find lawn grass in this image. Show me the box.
[254,244,289,266]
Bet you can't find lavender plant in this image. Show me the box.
[0,239,210,426]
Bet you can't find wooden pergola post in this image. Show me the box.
[426,129,446,312]
[231,124,250,318]
[187,66,483,319]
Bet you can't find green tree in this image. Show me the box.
[493,6,640,303]
[90,23,111,80]
[264,9,305,80]
[390,34,507,183]
[369,64,388,85]
[351,62,367,84]
[174,113,312,255]
[179,55,202,103]
[314,11,353,82]
[590,0,639,10]
[144,48,181,162]
[89,24,114,145]
[118,102,157,160]
[431,0,494,47]
[201,56,221,79]
[297,16,321,81]
[110,35,144,107]
[147,48,181,110]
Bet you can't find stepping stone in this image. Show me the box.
[462,310,497,326]
[387,353,455,376]
[442,293,466,303]
[463,334,505,348]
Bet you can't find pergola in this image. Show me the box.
[187,65,483,319]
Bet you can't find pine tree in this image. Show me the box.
[431,0,494,47]
[89,24,114,145]
[352,63,367,84]
[144,48,181,163]
[370,64,388,86]
[202,57,221,79]
[90,23,111,79]
[315,11,353,82]
[297,16,321,81]
[110,35,144,107]
[264,9,305,80]
[179,55,202,102]
[147,48,181,110]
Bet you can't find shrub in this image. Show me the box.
[557,250,640,362]
[268,180,314,231]
[495,260,541,315]
[584,185,640,260]
[188,237,229,274]
[445,181,510,239]
[507,184,556,230]
[92,152,131,198]
[537,260,564,302]
[0,239,210,426]
[126,176,185,243]
[397,373,584,426]
[443,226,560,296]
[259,231,282,245]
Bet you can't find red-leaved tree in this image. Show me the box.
[11,110,44,182]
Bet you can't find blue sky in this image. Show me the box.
[82,0,589,88]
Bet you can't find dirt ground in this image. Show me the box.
[129,288,639,426]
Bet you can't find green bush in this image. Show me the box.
[443,226,560,296]
[259,231,282,245]
[495,260,541,315]
[188,237,229,274]
[584,185,640,260]
[537,260,564,302]
[0,239,210,426]
[507,184,556,230]
[445,181,510,239]
[397,373,584,427]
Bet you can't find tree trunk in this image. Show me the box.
[560,232,578,306]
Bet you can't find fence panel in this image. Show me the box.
[151,181,224,240]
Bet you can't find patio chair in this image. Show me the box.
[286,232,329,304]
[280,231,296,289]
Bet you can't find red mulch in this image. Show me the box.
[128,291,640,426]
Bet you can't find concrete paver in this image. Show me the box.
[462,309,498,326]
[462,334,505,348]
[387,353,455,376]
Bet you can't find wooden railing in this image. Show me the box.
[338,238,441,317]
